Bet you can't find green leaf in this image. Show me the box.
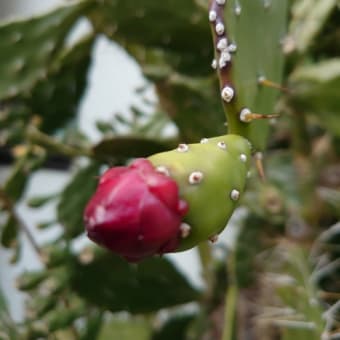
[3,148,46,201]
[45,304,85,332]
[317,222,340,248]
[27,193,56,208]
[27,295,58,318]
[57,163,100,239]
[98,319,152,340]
[317,187,340,219]
[41,244,70,268]
[71,250,200,314]
[264,244,325,338]
[288,0,337,54]
[0,102,30,146]
[152,314,195,340]
[79,310,103,340]
[88,0,211,77]
[235,214,263,287]
[17,271,49,291]
[155,75,226,142]
[0,287,8,315]
[93,136,174,162]
[265,151,300,206]
[289,58,340,137]
[1,214,19,249]
[3,160,28,202]
[26,36,95,133]
[0,287,18,340]
[0,2,92,100]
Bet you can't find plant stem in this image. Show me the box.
[208,0,247,136]
[26,127,93,159]
[198,242,214,297]
[222,251,238,340]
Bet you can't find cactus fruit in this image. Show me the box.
[149,134,251,250]
[84,135,250,260]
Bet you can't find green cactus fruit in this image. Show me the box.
[149,134,251,250]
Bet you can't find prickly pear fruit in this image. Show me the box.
[84,135,250,261]
[149,134,251,250]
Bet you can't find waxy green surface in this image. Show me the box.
[149,135,251,250]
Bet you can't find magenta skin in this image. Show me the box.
[84,159,188,262]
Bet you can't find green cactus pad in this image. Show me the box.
[210,0,288,150]
[88,0,210,76]
[149,134,251,250]
[0,2,90,100]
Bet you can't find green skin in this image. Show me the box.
[149,134,251,251]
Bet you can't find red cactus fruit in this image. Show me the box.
[84,158,189,262]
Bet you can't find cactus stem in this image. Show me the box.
[217,141,227,150]
[180,223,191,238]
[177,143,189,153]
[254,152,266,181]
[230,189,240,201]
[240,108,280,123]
[258,76,289,93]
[189,171,204,184]
[210,0,244,135]
[156,165,170,177]
[209,235,219,243]
[239,154,247,163]
[200,138,209,144]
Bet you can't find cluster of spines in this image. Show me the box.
[208,0,236,106]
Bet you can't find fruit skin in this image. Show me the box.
[83,158,188,262]
[149,134,251,251]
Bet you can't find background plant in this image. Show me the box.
[0,0,339,339]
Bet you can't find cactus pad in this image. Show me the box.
[209,0,288,150]
[0,2,90,100]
